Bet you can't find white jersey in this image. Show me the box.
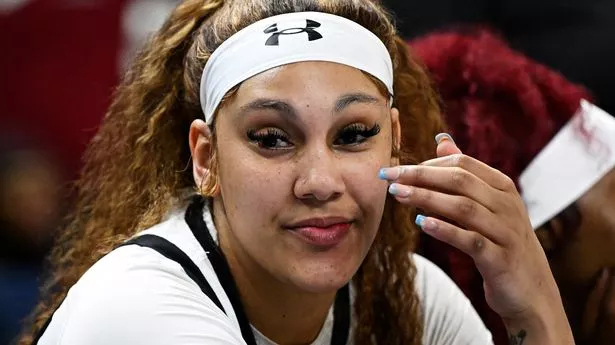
[37,204,493,345]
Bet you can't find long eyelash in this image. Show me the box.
[247,128,288,141]
[339,123,381,138]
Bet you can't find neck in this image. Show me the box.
[212,199,336,345]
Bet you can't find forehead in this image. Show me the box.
[579,168,615,204]
[234,61,385,104]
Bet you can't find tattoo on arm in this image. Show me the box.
[508,330,527,345]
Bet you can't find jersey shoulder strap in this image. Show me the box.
[32,234,227,344]
[119,234,226,313]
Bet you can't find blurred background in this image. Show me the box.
[0,0,613,344]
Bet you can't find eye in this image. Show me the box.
[247,128,293,150]
[334,123,381,146]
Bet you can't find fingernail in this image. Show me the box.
[388,183,410,197]
[435,133,455,145]
[379,167,403,180]
[415,214,425,228]
[378,168,387,180]
[416,215,438,232]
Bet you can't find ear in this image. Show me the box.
[535,217,565,255]
[390,107,401,166]
[189,119,212,192]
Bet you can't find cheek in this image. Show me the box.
[342,151,390,221]
[557,201,615,285]
[216,141,291,221]
[577,194,615,247]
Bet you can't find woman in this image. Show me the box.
[411,29,615,344]
[21,1,571,344]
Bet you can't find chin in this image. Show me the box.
[272,227,373,293]
[291,273,354,294]
[285,255,363,294]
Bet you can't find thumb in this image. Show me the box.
[435,133,462,157]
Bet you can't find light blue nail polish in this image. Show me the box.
[378,168,387,180]
[388,183,398,195]
[389,183,411,197]
[435,133,455,145]
[415,215,425,228]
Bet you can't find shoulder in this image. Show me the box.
[412,254,493,345]
[38,213,244,345]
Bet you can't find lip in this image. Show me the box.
[286,216,352,229]
[285,217,352,247]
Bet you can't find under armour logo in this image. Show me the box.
[263,19,323,46]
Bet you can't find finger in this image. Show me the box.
[389,184,508,245]
[379,165,499,212]
[420,153,516,192]
[415,214,501,271]
[582,268,610,339]
[435,133,462,156]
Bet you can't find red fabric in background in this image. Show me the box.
[0,0,126,179]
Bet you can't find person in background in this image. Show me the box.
[0,130,62,344]
[411,29,615,345]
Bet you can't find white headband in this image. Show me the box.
[199,11,394,124]
[520,100,615,229]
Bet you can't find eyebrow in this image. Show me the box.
[239,98,297,118]
[334,92,381,113]
[238,92,383,118]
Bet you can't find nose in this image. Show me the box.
[294,145,345,202]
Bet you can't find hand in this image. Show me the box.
[379,133,573,343]
[580,268,615,345]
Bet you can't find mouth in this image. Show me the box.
[284,217,353,247]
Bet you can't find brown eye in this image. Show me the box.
[334,123,380,146]
[247,128,293,149]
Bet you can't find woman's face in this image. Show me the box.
[551,169,615,290]
[209,61,399,293]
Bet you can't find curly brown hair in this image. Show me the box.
[20,1,444,344]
